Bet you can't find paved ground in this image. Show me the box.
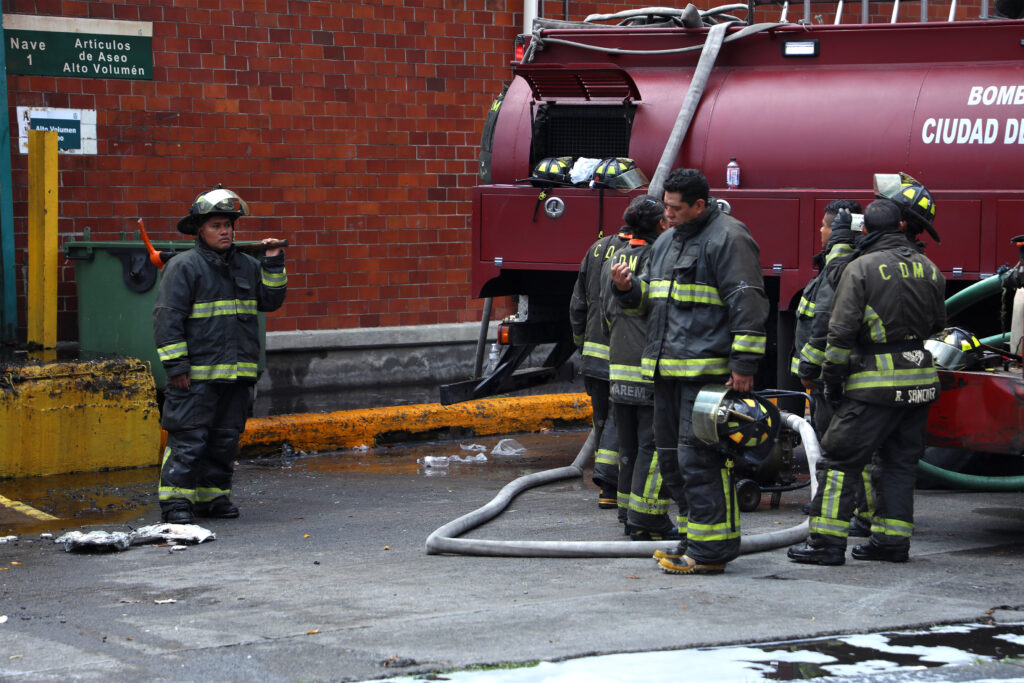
[2,428,1024,682]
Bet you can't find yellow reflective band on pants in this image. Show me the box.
[871,517,914,538]
[687,469,740,542]
[197,486,231,503]
[595,448,618,467]
[810,469,850,538]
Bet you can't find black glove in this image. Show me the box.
[1005,265,1024,291]
[831,208,852,232]
[823,381,844,408]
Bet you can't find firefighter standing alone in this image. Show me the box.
[154,187,288,524]
[788,198,946,565]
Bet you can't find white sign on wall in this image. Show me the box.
[17,107,97,155]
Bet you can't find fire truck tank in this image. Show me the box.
[478,20,1024,305]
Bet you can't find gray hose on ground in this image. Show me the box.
[424,411,819,557]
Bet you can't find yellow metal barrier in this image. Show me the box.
[0,358,161,478]
[26,129,58,349]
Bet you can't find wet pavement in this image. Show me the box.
[3,427,1024,681]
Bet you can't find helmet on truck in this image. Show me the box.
[925,327,985,371]
[873,172,939,242]
[530,156,575,187]
[591,157,648,191]
[177,186,250,235]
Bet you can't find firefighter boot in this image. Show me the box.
[653,537,687,562]
[658,554,726,575]
[598,482,617,509]
[195,496,240,519]
[851,541,909,563]
[787,540,846,566]
[161,499,194,524]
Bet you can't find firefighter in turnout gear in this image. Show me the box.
[154,187,287,523]
[570,222,631,510]
[611,169,769,574]
[792,200,876,536]
[788,198,946,566]
[602,195,677,540]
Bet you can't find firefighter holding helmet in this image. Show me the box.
[154,187,287,523]
[788,197,945,566]
[611,168,770,575]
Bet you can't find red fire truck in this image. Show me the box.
[441,5,1024,444]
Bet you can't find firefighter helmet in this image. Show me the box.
[692,385,781,458]
[530,156,574,187]
[925,327,984,371]
[591,157,647,191]
[872,172,939,242]
[177,186,250,235]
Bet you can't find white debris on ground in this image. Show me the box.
[0,535,18,544]
[491,438,526,456]
[54,524,216,553]
[460,443,488,452]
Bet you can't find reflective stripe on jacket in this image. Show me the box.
[822,231,946,405]
[154,238,287,383]
[792,230,857,379]
[602,236,655,405]
[617,202,769,382]
[569,231,630,380]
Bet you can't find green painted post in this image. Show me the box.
[0,8,18,342]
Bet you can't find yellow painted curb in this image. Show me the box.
[239,393,592,457]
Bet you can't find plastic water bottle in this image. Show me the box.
[726,157,740,189]
[484,343,500,375]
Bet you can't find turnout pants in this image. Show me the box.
[657,379,742,565]
[159,381,253,513]
[614,402,674,534]
[809,398,929,550]
[810,380,875,525]
[585,376,619,491]
[653,377,688,535]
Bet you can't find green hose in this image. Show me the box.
[918,459,1024,491]
[944,273,1005,318]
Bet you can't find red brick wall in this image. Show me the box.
[2,0,990,341]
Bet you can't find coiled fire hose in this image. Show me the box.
[425,411,818,557]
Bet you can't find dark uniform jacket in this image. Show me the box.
[154,238,287,383]
[602,235,656,405]
[822,231,946,405]
[793,228,858,379]
[569,230,630,380]
[617,201,769,382]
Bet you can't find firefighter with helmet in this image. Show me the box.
[792,200,876,537]
[788,198,945,566]
[154,187,287,523]
[611,168,770,575]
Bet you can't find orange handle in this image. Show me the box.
[138,218,165,270]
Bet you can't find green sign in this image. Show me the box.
[3,15,152,80]
[30,118,81,150]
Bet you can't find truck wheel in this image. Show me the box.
[736,478,762,512]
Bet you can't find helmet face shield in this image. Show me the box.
[925,327,983,370]
[609,167,649,192]
[872,173,903,201]
[692,385,781,458]
[192,188,249,219]
[177,187,249,235]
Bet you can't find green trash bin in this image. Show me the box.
[64,229,267,391]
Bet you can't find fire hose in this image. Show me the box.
[424,412,818,557]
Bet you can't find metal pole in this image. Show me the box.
[26,130,58,349]
[862,0,869,22]
[922,0,929,21]
[804,0,811,23]
[0,7,18,342]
